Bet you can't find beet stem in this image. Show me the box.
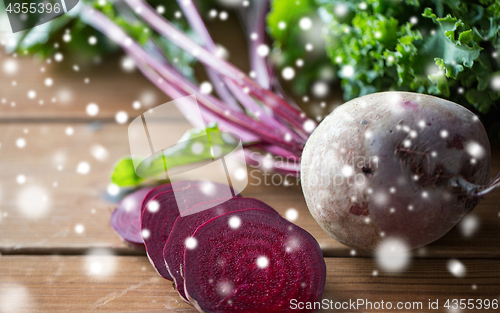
[475,172,500,197]
[79,7,304,155]
[173,1,241,113]
[450,174,500,197]
[175,0,300,139]
[123,0,314,135]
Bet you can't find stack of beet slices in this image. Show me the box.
[111,181,326,312]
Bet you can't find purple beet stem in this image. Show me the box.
[175,0,297,138]
[125,0,315,134]
[80,6,304,156]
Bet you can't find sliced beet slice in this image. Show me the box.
[141,180,199,214]
[184,209,326,313]
[110,187,154,247]
[163,198,279,302]
[110,181,196,247]
[141,183,239,281]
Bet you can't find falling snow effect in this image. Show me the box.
[54,53,63,62]
[86,103,99,116]
[75,224,85,234]
[115,111,128,124]
[228,216,241,229]
[85,249,116,277]
[334,3,348,17]
[312,81,329,98]
[122,196,137,212]
[341,65,355,78]
[3,59,18,75]
[234,168,247,181]
[148,200,160,213]
[44,78,53,87]
[281,67,295,80]
[458,214,480,238]
[299,17,312,30]
[216,281,234,297]
[121,56,136,72]
[466,142,485,159]
[27,90,36,99]
[303,120,315,133]
[490,74,500,91]
[186,237,198,249]
[447,259,466,277]
[16,174,26,185]
[375,238,410,273]
[341,165,354,177]
[0,284,31,313]
[16,138,26,148]
[76,162,91,175]
[139,90,157,107]
[107,184,120,196]
[256,256,269,269]
[91,144,109,161]
[200,81,213,94]
[133,100,141,109]
[256,44,270,57]
[285,208,298,221]
[200,181,216,196]
[141,229,151,239]
[156,5,165,14]
[17,185,51,219]
[219,11,228,21]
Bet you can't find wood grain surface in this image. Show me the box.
[0,256,498,312]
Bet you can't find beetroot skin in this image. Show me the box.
[301,92,491,251]
[141,183,239,280]
[183,208,326,313]
[163,198,278,302]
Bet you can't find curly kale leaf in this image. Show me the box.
[319,0,500,115]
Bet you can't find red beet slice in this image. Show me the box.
[110,187,154,247]
[163,198,279,302]
[110,181,197,247]
[141,180,199,214]
[183,209,326,313]
[142,183,239,280]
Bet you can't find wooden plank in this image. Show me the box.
[321,257,500,313]
[0,255,498,312]
[0,12,250,121]
[0,50,176,120]
[0,123,499,258]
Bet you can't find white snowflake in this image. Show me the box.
[375,238,410,273]
[447,259,466,277]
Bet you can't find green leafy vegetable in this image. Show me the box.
[111,124,239,187]
[5,0,202,75]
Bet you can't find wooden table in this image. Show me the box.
[1,50,500,313]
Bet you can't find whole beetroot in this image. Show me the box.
[301,92,495,251]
